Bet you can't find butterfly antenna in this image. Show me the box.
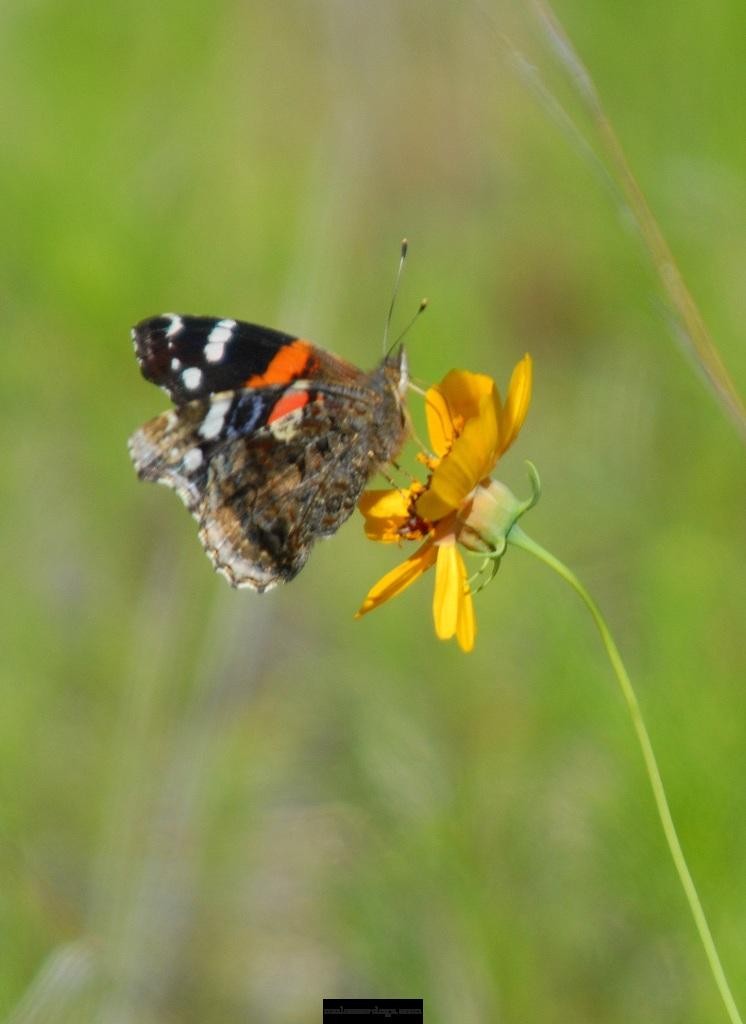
[383,238,409,355]
[389,297,428,354]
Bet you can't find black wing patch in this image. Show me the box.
[132,314,299,404]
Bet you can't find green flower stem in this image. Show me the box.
[508,524,743,1024]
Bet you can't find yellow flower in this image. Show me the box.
[356,356,533,652]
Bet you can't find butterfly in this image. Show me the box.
[128,314,409,591]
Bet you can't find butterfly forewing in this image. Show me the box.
[133,314,305,404]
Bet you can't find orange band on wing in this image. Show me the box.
[267,389,310,424]
[246,340,316,387]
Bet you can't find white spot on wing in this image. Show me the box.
[205,319,236,362]
[210,319,236,343]
[199,396,232,439]
[204,341,225,363]
[171,357,182,371]
[182,366,203,391]
[183,447,204,472]
[164,314,184,338]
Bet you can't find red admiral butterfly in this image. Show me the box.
[128,314,409,591]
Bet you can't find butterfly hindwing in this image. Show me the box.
[129,379,400,589]
[198,386,387,588]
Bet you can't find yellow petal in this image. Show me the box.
[358,488,412,520]
[424,386,457,459]
[358,486,424,542]
[355,539,437,617]
[433,544,476,651]
[436,369,497,421]
[498,354,532,456]
[416,389,499,521]
[425,370,497,457]
[433,541,460,640]
[455,565,476,652]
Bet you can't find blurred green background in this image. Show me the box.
[2,1,745,1021]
